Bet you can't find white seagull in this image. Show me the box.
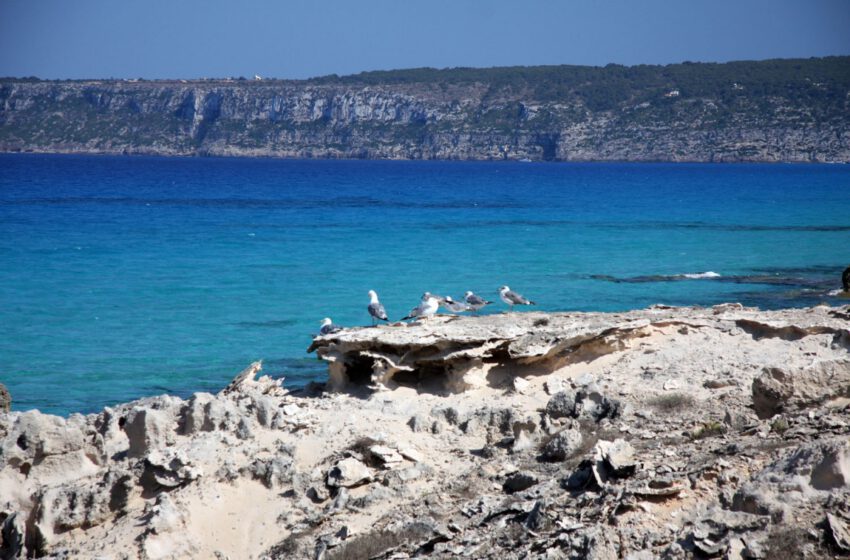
[367,290,389,326]
[319,317,342,335]
[499,285,536,310]
[440,296,471,313]
[401,292,439,321]
[464,291,493,313]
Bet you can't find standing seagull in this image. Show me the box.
[499,285,536,310]
[440,296,471,313]
[318,317,342,336]
[464,291,492,313]
[401,292,439,321]
[367,290,389,326]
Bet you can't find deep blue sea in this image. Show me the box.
[1,154,848,415]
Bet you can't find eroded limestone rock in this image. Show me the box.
[752,360,850,418]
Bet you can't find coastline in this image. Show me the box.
[3,57,849,166]
[2,147,848,165]
[1,303,849,558]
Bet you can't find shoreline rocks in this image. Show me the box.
[0,303,848,558]
[0,384,9,413]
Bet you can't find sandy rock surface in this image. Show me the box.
[1,303,849,559]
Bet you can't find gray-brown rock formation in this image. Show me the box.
[0,384,9,413]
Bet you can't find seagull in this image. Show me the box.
[464,291,492,313]
[318,317,342,336]
[367,290,389,326]
[440,296,471,313]
[499,285,535,310]
[401,292,439,321]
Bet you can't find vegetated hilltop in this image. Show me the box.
[1,57,849,162]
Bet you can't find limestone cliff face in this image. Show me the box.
[2,60,849,162]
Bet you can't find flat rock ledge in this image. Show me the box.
[0,303,848,559]
[308,303,850,393]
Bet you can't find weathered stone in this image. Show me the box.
[249,455,293,489]
[760,437,850,491]
[461,406,515,435]
[576,388,622,421]
[124,407,173,458]
[144,449,202,488]
[597,439,636,477]
[826,513,850,553]
[368,445,403,467]
[0,383,10,413]
[0,512,26,559]
[742,536,767,559]
[540,428,583,462]
[1,410,88,468]
[503,471,539,494]
[544,377,565,395]
[752,361,850,419]
[545,391,577,419]
[704,378,737,389]
[383,464,431,489]
[181,393,215,434]
[396,445,424,463]
[307,485,330,503]
[253,395,280,428]
[407,414,433,433]
[512,376,530,394]
[327,458,373,488]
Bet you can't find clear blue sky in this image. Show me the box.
[1,0,849,79]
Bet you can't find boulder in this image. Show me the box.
[545,391,577,419]
[600,439,636,476]
[752,361,850,419]
[577,387,622,421]
[544,388,621,422]
[249,455,293,489]
[503,471,539,494]
[540,428,583,462]
[327,458,373,488]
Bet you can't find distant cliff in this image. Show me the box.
[2,57,849,162]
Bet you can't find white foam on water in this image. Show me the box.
[679,271,722,279]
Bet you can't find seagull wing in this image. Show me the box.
[505,290,530,304]
[369,302,388,321]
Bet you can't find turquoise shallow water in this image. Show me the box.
[1,154,848,415]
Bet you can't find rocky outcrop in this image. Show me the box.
[0,303,848,558]
[752,360,850,418]
[0,384,9,413]
[308,304,850,394]
[2,57,849,163]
